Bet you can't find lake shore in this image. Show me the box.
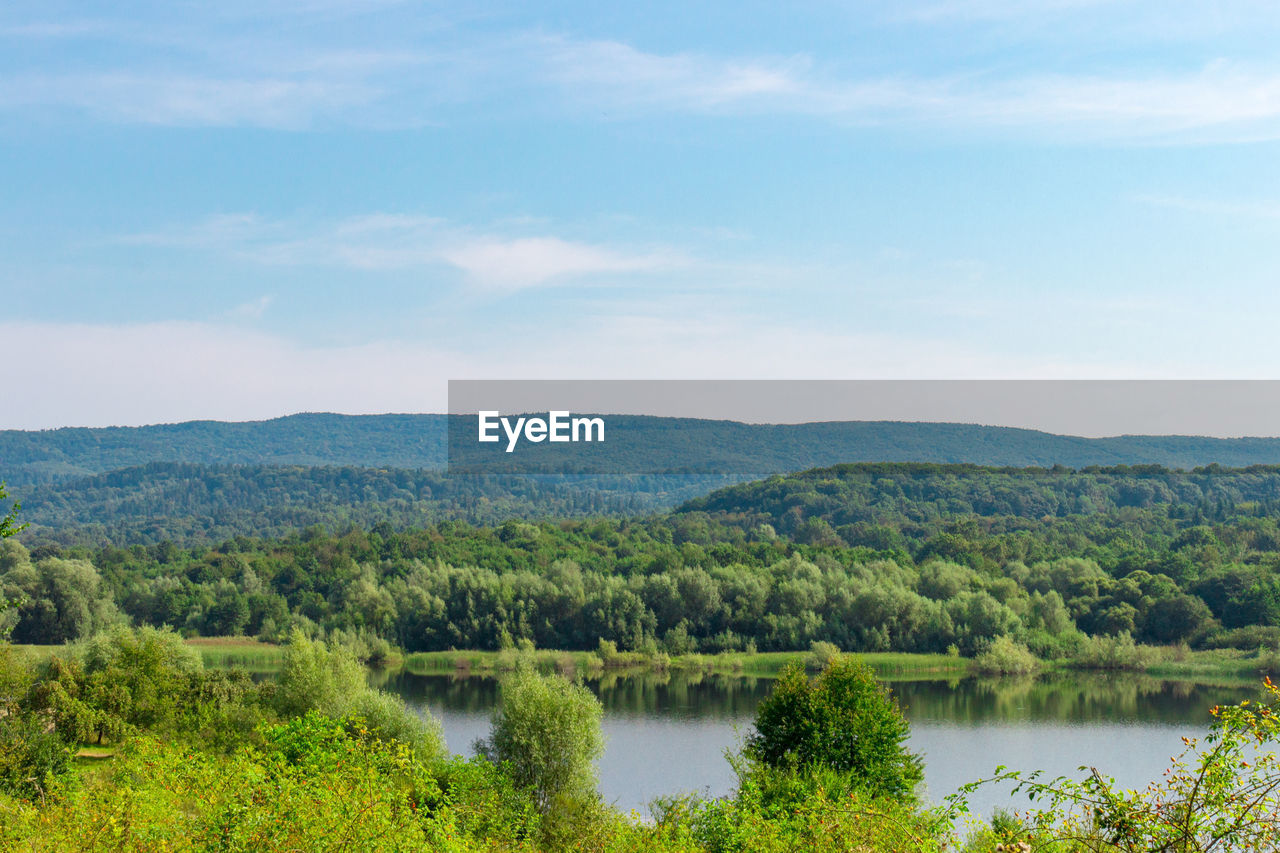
[15,637,1279,686]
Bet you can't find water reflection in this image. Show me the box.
[380,669,1262,817]
[894,674,1258,725]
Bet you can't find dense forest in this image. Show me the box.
[9,462,1280,850]
[7,463,1280,660]
[13,463,720,545]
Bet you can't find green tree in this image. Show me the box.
[3,556,120,644]
[0,482,25,541]
[0,484,24,640]
[745,658,923,801]
[477,664,604,813]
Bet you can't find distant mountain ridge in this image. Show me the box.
[0,413,448,484]
[9,412,1280,486]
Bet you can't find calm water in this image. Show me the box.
[379,669,1261,818]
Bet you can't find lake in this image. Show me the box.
[379,668,1262,819]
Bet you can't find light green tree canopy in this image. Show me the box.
[478,663,604,813]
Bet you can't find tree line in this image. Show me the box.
[9,463,1280,657]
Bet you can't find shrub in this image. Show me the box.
[1202,624,1280,651]
[274,630,366,719]
[973,636,1041,676]
[276,630,442,758]
[0,711,72,801]
[349,689,444,760]
[745,658,923,801]
[1069,632,1161,671]
[476,664,604,814]
[806,641,842,671]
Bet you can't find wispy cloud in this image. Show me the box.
[6,7,1280,142]
[897,0,1123,23]
[439,237,678,290]
[539,38,1280,141]
[119,213,687,291]
[1133,193,1280,219]
[228,295,274,320]
[1,72,376,129]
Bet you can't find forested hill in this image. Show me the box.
[0,413,448,485]
[9,412,1280,486]
[677,462,1280,540]
[15,464,712,545]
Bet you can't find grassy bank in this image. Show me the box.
[14,637,1280,685]
[183,636,290,671]
[11,636,292,672]
[401,648,972,679]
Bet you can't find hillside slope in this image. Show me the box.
[9,413,1280,485]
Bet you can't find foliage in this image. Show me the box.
[0,481,25,540]
[275,630,443,759]
[16,462,691,542]
[974,636,1041,676]
[0,723,529,852]
[0,643,72,802]
[653,780,953,853]
[477,663,605,814]
[955,678,1280,852]
[0,710,72,802]
[27,626,267,749]
[745,658,923,801]
[806,640,842,670]
[0,541,121,644]
[11,463,1280,662]
[1069,632,1163,672]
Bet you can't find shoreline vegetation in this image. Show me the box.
[6,627,1280,851]
[14,636,1280,685]
[11,462,1280,847]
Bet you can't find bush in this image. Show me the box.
[29,626,208,745]
[476,664,604,814]
[274,630,366,719]
[657,778,952,853]
[1202,624,1280,651]
[745,658,923,801]
[1021,627,1086,661]
[805,641,842,671]
[1069,632,1161,671]
[973,636,1041,676]
[0,711,72,801]
[349,689,443,760]
[276,630,442,758]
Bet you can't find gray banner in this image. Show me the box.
[447,380,1280,474]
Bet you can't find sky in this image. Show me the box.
[4,1,1280,429]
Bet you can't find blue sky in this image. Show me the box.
[4,0,1280,428]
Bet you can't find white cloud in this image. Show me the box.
[229,295,274,320]
[439,237,679,290]
[539,38,1280,141]
[117,213,688,291]
[539,37,807,109]
[7,15,1280,141]
[1133,194,1280,219]
[0,73,374,128]
[897,0,1123,23]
